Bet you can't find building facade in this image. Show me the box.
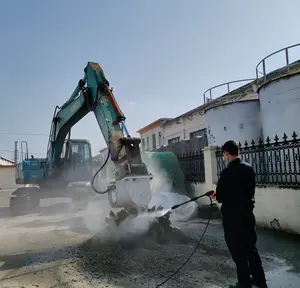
[137,79,257,149]
[136,118,172,151]
[162,108,207,145]
[136,114,208,151]
[0,156,18,189]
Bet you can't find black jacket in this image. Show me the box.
[216,158,255,217]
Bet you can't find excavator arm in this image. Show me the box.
[47,62,153,212]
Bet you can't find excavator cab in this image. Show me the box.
[15,141,46,185]
[61,139,94,183]
[16,139,93,185]
[62,139,92,165]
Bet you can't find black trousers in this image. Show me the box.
[223,213,266,287]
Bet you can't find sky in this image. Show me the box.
[1,0,300,161]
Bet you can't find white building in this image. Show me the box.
[0,156,14,166]
[136,118,172,151]
[137,79,257,148]
[162,108,207,145]
[137,44,300,149]
[0,156,18,189]
[136,113,208,151]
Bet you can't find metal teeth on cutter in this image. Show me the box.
[105,206,172,242]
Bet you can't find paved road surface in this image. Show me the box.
[0,189,299,287]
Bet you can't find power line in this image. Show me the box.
[0,148,101,154]
[0,133,104,145]
[0,149,46,155]
[0,133,103,151]
[0,149,14,154]
[0,132,48,136]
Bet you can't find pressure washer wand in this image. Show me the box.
[171,190,215,210]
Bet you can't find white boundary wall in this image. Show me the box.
[191,146,300,235]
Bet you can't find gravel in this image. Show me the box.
[0,193,299,288]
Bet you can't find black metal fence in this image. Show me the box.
[216,132,300,186]
[177,151,205,183]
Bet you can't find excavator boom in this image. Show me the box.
[48,62,124,169]
[46,61,153,210]
[13,62,153,216]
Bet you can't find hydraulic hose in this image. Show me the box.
[91,85,113,194]
[91,85,128,195]
[91,144,124,195]
[91,146,111,194]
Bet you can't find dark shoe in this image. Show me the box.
[250,277,268,288]
[229,283,252,288]
[251,282,268,288]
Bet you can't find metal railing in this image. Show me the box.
[177,151,205,183]
[256,43,300,85]
[203,79,255,104]
[215,132,300,186]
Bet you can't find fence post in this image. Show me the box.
[202,146,218,188]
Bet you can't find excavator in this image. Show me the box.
[10,62,171,235]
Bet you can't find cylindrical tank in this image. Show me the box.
[258,76,300,184]
[255,44,300,185]
[258,73,300,140]
[204,100,262,147]
[203,79,262,147]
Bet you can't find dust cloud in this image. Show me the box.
[76,158,198,243]
[0,158,198,247]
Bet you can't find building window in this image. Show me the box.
[152,133,156,149]
[142,138,145,150]
[189,128,207,139]
[146,136,149,150]
[168,136,180,144]
[158,131,162,147]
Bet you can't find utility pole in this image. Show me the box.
[14,141,18,164]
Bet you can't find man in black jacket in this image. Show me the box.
[215,140,267,288]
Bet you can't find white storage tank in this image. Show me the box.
[203,80,262,147]
[205,100,262,147]
[259,74,300,139]
[255,44,300,185]
[257,72,300,140]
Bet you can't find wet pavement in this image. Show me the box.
[182,217,300,287]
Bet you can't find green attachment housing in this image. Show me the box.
[141,151,188,195]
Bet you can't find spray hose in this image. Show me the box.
[170,190,215,210]
[155,190,216,288]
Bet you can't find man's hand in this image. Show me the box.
[211,191,216,199]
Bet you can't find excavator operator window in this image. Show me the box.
[70,141,91,163]
[83,143,91,161]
